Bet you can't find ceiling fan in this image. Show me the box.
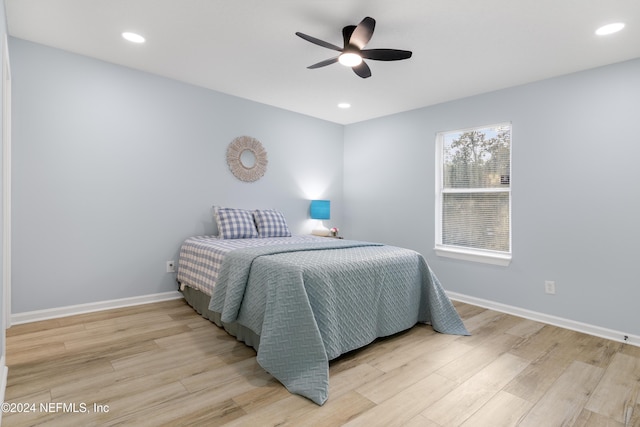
[295,17,412,79]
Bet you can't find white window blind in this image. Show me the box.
[435,123,512,265]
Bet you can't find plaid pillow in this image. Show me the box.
[215,207,259,239]
[253,209,291,238]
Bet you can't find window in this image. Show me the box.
[435,123,511,265]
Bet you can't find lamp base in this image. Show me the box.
[312,228,330,237]
[311,221,330,236]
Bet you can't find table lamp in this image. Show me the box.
[310,200,330,236]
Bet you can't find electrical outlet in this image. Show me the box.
[544,280,556,295]
[166,260,176,273]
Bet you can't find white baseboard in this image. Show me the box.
[11,291,184,325]
[448,291,640,348]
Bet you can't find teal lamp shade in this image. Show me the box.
[310,200,330,220]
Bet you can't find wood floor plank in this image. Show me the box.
[327,333,403,376]
[229,378,294,414]
[9,339,159,395]
[106,396,246,427]
[505,329,620,405]
[508,323,579,361]
[461,312,525,347]
[6,357,115,401]
[344,373,457,427]
[153,322,235,350]
[573,334,623,369]
[61,356,233,405]
[54,299,187,327]
[452,301,486,319]
[221,394,315,427]
[402,414,442,427]
[367,331,459,373]
[459,390,533,427]
[6,324,87,351]
[584,352,640,424]
[81,311,177,330]
[355,340,472,404]
[6,319,64,337]
[422,353,530,426]
[505,318,545,339]
[283,390,375,427]
[503,341,577,403]
[435,332,520,384]
[460,308,506,333]
[83,381,190,426]
[5,341,68,366]
[573,409,625,427]
[621,342,640,359]
[180,357,267,394]
[518,360,604,427]
[63,323,192,352]
[110,342,226,373]
[327,363,384,400]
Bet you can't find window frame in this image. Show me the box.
[434,122,512,266]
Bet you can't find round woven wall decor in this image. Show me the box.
[226,136,268,182]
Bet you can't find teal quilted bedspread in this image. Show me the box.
[208,239,468,405]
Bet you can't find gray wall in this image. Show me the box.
[10,38,344,313]
[344,58,640,336]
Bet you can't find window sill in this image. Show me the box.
[434,245,511,266]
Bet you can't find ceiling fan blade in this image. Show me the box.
[349,17,375,49]
[361,49,413,61]
[307,57,339,69]
[295,32,342,52]
[352,61,372,78]
[342,25,356,49]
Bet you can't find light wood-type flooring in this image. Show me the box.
[3,298,640,426]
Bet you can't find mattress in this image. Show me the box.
[177,234,326,296]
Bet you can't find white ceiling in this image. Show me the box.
[5,0,640,124]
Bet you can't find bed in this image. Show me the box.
[176,207,468,405]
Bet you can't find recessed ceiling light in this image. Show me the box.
[122,32,146,43]
[338,103,351,109]
[595,23,625,36]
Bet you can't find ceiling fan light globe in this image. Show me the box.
[339,52,362,67]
